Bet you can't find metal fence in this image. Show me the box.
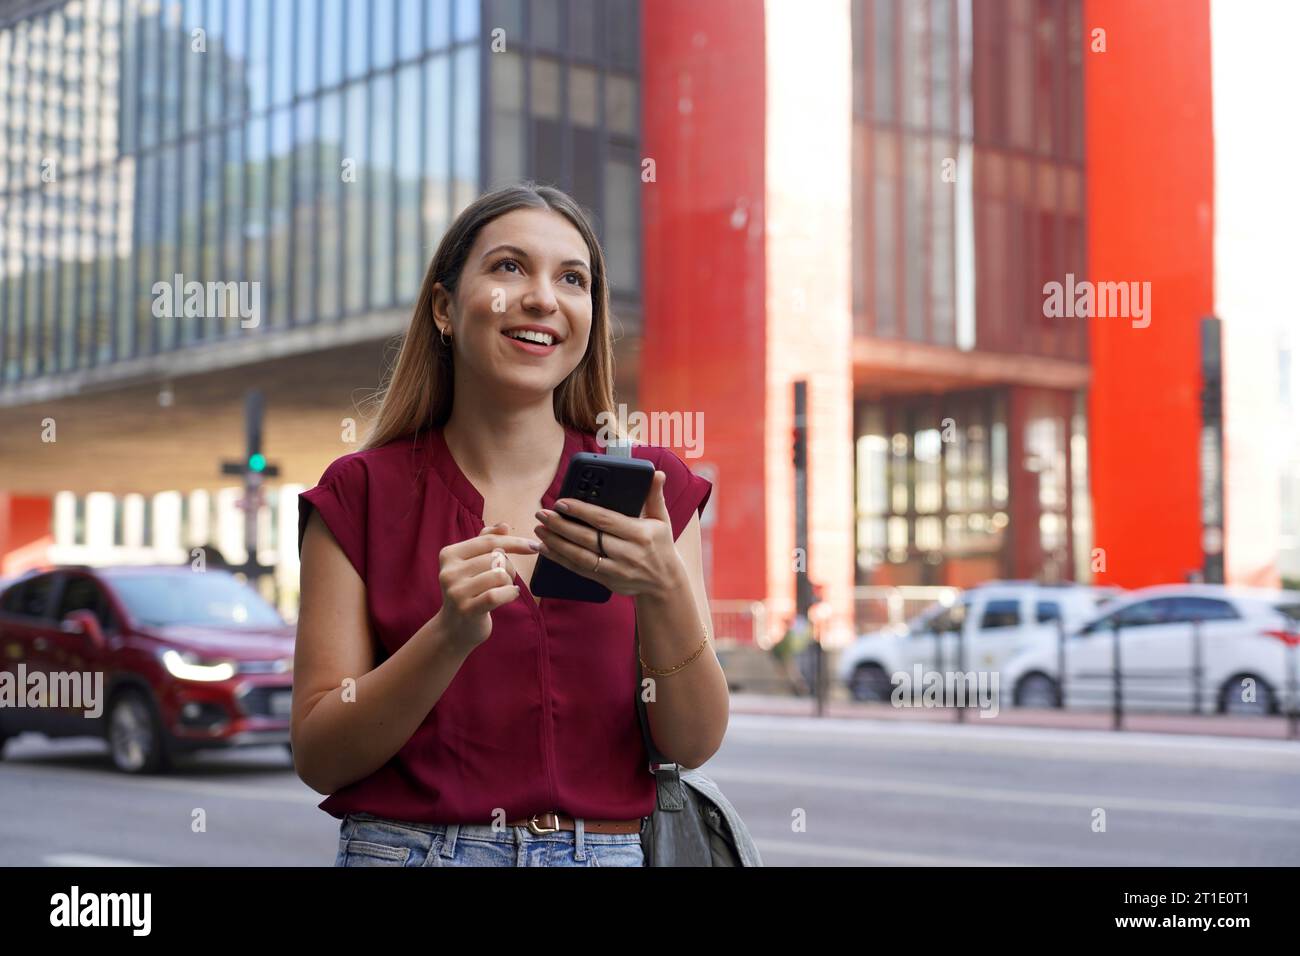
[723,587,1300,739]
[708,600,769,647]
[1043,618,1300,733]
[924,616,1300,736]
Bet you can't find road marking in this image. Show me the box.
[730,710,1300,752]
[44,853,160,867]
[706,766,1300,822]
[725,713,1300,770]
[0,764,317,805]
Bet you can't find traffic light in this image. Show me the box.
[218,389,280,580]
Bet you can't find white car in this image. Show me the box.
[838,582,1121,702]
[1002,584,1300,715]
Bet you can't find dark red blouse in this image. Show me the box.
[296,424,713,823]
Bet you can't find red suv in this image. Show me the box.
[0,564,294,773]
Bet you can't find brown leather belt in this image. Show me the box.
[504,811,642,835]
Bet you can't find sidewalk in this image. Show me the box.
[728,692,1300,740]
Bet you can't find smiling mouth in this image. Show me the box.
[496,332,559,356]
[501,329,560,350]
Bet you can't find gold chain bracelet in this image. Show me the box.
[639,632,710,677]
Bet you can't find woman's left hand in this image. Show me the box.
[533,469,685,599]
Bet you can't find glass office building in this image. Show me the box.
[849,0,1090,586]
[0,0,641,385]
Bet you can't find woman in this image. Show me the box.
[292,182,729,867]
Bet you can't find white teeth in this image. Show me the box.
[504,329,555,346]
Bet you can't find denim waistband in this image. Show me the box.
[344,811,647,860]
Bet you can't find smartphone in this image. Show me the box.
[529,452,655,602]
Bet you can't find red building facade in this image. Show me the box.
[638,0,1217,645]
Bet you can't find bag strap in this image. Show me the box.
[635,620,688,813]
[634,620,672,769]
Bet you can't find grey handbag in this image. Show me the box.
[634,626,763,867]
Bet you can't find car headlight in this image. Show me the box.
[160,649,237,682]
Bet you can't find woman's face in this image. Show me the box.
[436,206,594,399]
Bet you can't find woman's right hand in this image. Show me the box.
[435,522,541,650]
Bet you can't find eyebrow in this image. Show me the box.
[481,244,590,273]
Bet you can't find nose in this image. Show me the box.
[520,274,559,315]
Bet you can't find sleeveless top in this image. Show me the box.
[296,424,714,823]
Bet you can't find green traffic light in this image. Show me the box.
[249,453,266,472]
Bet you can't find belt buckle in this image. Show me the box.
[527,812,560,835]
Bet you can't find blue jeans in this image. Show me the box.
[334,812,647,867]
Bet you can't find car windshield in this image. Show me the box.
[108,573,285,628]
[903,604,942,632]
[907,599,966,634]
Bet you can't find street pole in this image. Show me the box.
[221,388,280,591]
[1056,615,1067,709]
[1288,642,1298,741]
[1111,620,1124,731]
[1191,618,1204,716]
[793,381,821,716]
[955,618,966,723]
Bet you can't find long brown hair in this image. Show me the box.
[358,182,622,452]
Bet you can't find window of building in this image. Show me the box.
[486,0,524,39]
[398,0,422,61]
[371,0,397,72]
[294,99,320,324]
[533,0,562,49]
[268,107,293,328]
[345,0,369,79]
[423,52,452,246]
[367,72,396,310]
[488,50,525,188]
[296,0,320,96]
[321,0,344,89]
[427,0,452,48]
[0,0,499,383]
[395,62,423,300]
[931,0,953,132]
[606,74,637,137]
[604,154,639,294]
[569,0,597,59]
[873,132,897,337]
[857,392,1010,578]
[342,80,368,314]
[873,0,895,121]
[450,44,478,211]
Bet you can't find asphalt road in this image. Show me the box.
[2,713,1298,866]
